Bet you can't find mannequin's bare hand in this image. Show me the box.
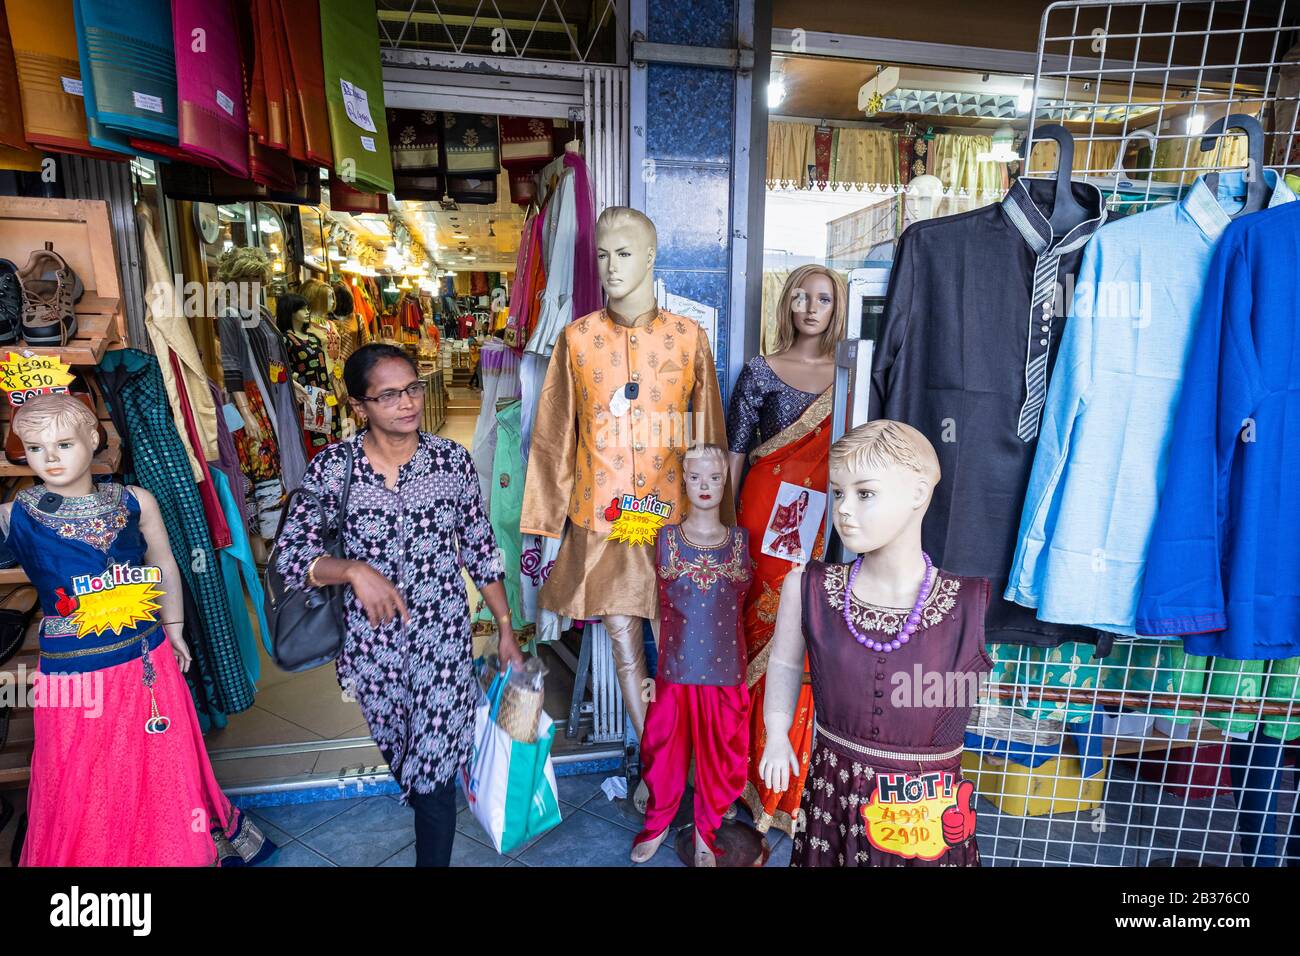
[759,734,800,793]
[345,561,410,628]
[166,625,192,672]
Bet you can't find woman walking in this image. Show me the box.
[274,343,524,866]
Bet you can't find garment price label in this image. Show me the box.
[340,79,377,133]
[132,91,165,114]
[67,563,163,637]
[0,353,75,407]
[605,493,672,547]
[360,135,377,153]
[60,76,84,97]
[215,89,236,116]
[860,772,977,861]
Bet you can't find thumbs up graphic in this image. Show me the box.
[941,779,977,847]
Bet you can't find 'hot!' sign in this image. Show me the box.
[860,771,977,861]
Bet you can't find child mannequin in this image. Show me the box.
[631,444,753,866]
[759,420,991,867]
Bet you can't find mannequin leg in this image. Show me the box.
[603,614,649,739]
[631,677,691,862]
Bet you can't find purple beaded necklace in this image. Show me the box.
[842,551,934,653]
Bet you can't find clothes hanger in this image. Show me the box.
[1082,129,1182,199]
[1200,114,1269,218]
[1023,123,1091,235]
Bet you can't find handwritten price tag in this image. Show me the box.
[861,771,977,861]
[0,352,75,407]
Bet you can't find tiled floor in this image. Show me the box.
[249,772,797,868]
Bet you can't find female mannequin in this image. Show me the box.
[3,394,272,865]
[727,265,845,836]
[277,292,340,458]
[301,278,352,434]
[759,420,990,867]
[631,444,752,866]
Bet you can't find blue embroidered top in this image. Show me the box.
[4,483,164,674]
[1135,200,1300,659]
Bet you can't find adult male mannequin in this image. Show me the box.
[520,206,731,741]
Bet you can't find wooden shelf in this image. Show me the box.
[1,311,124,367]
[0,568,28,585]
[1104,725,1227,757]
[0,749,30,787]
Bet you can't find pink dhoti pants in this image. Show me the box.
[633,677,750,855]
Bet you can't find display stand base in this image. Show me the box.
[674,820,770,867]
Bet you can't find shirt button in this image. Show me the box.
[634,443,644,452]
[874,707,883,715]
[874,690,883,697]
[630,335,638,345]
[1041,324,1049,332]
[631,371,640,382]
[875,672,885,680]
[871,728,880,737]
[1039,338,1048,346]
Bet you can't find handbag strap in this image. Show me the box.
[270,439,356,545]
[335,441,355,534]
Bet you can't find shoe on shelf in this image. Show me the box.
[0,259,19,346]
[18,241,83,346]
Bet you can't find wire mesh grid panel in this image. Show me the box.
[966,0,1300,867]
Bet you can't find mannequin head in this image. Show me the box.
[904,175,944,224]
[345,343,423,437]
[275,293,309,335]
[12,393,101,496]
[683,444,728,517]
[828,420,939,555]
[300,279,334,318]
[771,264,847,356]
[596,207,656,314]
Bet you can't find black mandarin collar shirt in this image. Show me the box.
[870,178,1108,647]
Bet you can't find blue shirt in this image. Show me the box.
[1135,198,1300,659]
[1006,171,1295,635]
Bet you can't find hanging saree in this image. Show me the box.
[279,0,332,167]
[0,12,28,151]
[319,0,393,193]
[5,0,114,158]
[75,0,179,144]
[170,0,249,177]
[738,389,833,836]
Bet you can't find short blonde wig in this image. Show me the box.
[12,393,100,443]
[300,278,333,317]
[683,443,728,471]
[216,246,272,285]
[770,264,847,357]
[596,206,657,249]
[829,420,940,486]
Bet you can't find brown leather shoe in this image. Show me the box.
[17,242,83,346]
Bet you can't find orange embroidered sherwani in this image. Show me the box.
[519,306,732,619]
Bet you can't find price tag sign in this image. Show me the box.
[860,771,977,861]
[0,352,76,407]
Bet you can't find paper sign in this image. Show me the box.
[67,564,163,638]
[132,91,165,114]
[360,135,377,153]
[0,353,76,407]
[761,481,827,564]
[861,772,977,861]
[61,76,84,97]
[340,79,377,133]
[606,493,672,547]
[656,281,719,357]
[215,89,236,116]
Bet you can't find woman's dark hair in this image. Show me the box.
[275,293,308,334]
[344,343,418,400]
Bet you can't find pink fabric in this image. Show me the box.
[633,677,750,855]
[172,0,250,177]
[21,648,238,866]
[563,151,602,318]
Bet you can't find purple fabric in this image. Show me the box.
[172,0,250,177]
[208,379,251,534]
[564,151,602,317]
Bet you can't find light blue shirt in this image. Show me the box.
[1005,170,1295,635]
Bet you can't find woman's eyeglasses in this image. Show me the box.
[360,381,428,408]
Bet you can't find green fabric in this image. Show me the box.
[499,717,560,854]
[490,401,527,628]
[319,0,394,193]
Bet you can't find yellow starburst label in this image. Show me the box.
[69,565,164,638]
[860,771,977,861]
[0,352,76,407]
[606,493,673,547]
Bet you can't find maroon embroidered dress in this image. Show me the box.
[791,561,991,867]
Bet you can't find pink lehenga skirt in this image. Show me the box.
[20,645,268,867]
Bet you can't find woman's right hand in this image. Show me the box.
[345,561,410,628]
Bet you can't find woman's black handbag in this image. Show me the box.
[265,444,354,672]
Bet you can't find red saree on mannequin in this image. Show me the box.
[739,389,832,836]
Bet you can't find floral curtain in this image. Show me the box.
[1028,139,1122,176]
[829,128,899,189]
[929,133,1007,203]
[767,122,815,189]
[1152,133,1249,184]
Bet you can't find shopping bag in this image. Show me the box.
[460,668,562,854]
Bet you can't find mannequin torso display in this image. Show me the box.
[283,303,342,456]
[0,394,271,866]
[631,446,752,865]
[727,265,844,837]
[759,419,991,867]
[519,207,732,747]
